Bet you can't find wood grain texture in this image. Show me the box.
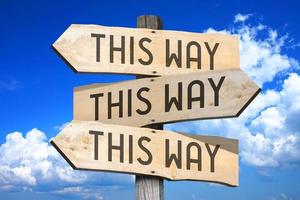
[136,175,164,200]
[51,120,239,186]
[52,24,239,76]
[73,69,261,127]
[136,15,164,200]
[137,15,163,30]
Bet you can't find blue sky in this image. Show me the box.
[1,0,300,200]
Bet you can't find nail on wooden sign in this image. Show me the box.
[51,120,238,186]
[53,24,240,76]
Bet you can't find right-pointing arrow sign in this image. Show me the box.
[74,69,261,127]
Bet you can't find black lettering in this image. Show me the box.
[108,91,123,119]
[129,135,133,164]
[108,132,124,163]
[110,35,125,64]
[166,39,182,68]
[208,76,225,106]
[165,139,182,169]
[205,143,220,172]
[130,36,134,64]
[186,41,201,69]
[186,142,202,171]
[165,82,182,112]
[137,136,152,165]
[136,87,151,115]
[128,89,132,117]
[89,130,104,160]
[187,80,204,109]
[90,93,104,120]
[91,33,106,62]
[138,37,153,65]
[204,42,219,70]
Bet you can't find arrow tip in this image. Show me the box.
[51,43,79,74]
[50,140,77,169]
[236,88,261,117]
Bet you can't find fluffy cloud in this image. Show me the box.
[207,15,298,87]
[234,13,252,23]
[237,24,298,87]
[240,72,300,167]
[51,186,104,200]
[0,128,133,195]
[166,14,300,168]
[0,129,56,187]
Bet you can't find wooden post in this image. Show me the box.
[135,15,164,200]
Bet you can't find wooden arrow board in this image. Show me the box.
[53,24,240,76]
[51,120,238,186]
[74,69,261,127]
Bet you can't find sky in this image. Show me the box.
[0,0,300,199]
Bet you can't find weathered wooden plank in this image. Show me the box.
[52,24,240,76]
[51,120,239,186]
[137,15,163,30]
[136,175,164,200]
[73,69,260,127]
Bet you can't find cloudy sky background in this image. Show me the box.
[1,0,300,199]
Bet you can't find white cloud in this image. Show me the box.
[234,13,252,23]
[270,192,294,200]
[0,128,133,195]
[52,186,104,200]
[241,73,300,167]
[251,107,285,135]
[236,23,297,86]
[167,16,300,168]
[0,129,57,187]
[0,79,20,91]
[55,166,87,183]
[54,122,70,131]
[205,17,299,87]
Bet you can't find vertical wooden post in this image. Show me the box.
[135,15,164,200]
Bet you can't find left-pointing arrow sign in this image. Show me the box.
[52,24,240,76]
[51,120,239,186]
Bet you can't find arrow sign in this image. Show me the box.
[53,24,240,76]
[51,120,239,186]
[74,69,261,127]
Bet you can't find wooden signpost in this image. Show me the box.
[53,24,240,76]
[135,16,164,200]
[73,69,260,127]
[51,15,261,200]
[51,120,238,186]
